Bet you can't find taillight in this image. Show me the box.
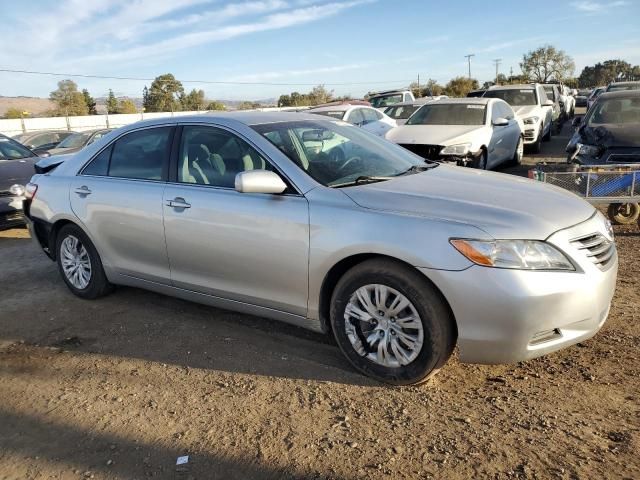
[25,182,38,200]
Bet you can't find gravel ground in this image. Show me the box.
[1,115,639,480]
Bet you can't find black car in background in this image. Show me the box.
[44,128,113,156]
[0,134,40,230]
[575,89,591,107]
[12,130,75,155]
[567,90,640,165]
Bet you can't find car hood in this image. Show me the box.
[512,105,539,119]
[579,124,640,148]
[0,157,38,191]
[386,125,486,147]
[342,165,595,239]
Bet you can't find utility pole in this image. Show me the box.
[464,54,475,79]
[417,73,420,97]
[493,58,502,84]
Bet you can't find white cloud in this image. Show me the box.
[570,1,629,13]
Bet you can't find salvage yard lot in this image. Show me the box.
[1,121,639,479]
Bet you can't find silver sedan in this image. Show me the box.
[25,112,617,385]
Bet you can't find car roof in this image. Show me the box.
[422,97,492,105]
[307,104,372,113]
[487,84,537,90]
[192,110,336,125]
[598,90,640,100]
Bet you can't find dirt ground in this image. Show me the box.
[1,119,639,480]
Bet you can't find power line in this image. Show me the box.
[464,54,475,79]
[0,67,414,87]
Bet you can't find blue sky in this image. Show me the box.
[1,0,639,101]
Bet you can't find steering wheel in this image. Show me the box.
[337,156,363,173]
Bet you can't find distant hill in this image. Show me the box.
[0,96,55,117]
[0,95,278,117]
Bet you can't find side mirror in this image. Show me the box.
[543,100,554,107]
[235,170,287,194]
[572,116,583,128]
[302,129,334,142]
[492,117,509,127]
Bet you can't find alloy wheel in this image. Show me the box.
[343,284,424,368]
[60,235,92,290]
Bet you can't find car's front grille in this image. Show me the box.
[524,129,535,141]
[570,233,616,270]
[398,144,443,160]
[0,190,13,198]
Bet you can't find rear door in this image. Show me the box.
[69,126,174,283]
[360,108,393,137]
[162,125,309,316]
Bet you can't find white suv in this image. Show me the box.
[368,90,415,110]
[483,84,554,153]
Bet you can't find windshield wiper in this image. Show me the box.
[396,163,439,176]
[331,176,393,188]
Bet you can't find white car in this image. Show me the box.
[385,98,524,170]
[307,104,397,137]
[561,85,576,118]
[483,84,554,153]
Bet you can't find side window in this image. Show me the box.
[403,93,412,102]
[346,109,365,126]
[108,127,172,181]
[177,126,272,188]
[538,88,548,104]
[82,145,112,176]
[361,108,379,124]
[503,103,515,120]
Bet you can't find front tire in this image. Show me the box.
[330,259,456,385]
[543,123,552,142]
[530,129,542,154]
[56,224,113,299]
[511,136,524,166]
[474,150,488,170]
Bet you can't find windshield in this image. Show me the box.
[406,103,486,126]
[369,94,403,108]
[586,97,640,126]
[0,136,36,161]
[607,83,640,92]
[384,105,420,120]
[483,89,537,106]
[310,110,345,120]
[57,132,90,149]
[251,120,427,187]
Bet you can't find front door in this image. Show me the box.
[162,125,310,316]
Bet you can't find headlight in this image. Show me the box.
[440,143,472,155]
[9,184,25,196]
[523,116,539,125]
[450,239,575,271]
[576,143,601,157]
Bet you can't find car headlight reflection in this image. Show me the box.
[440,143,472,156]
[450,239,575,271]
[9,184,25,196]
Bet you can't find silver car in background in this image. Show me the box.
[385,98,524,169]
[25,112,617,385]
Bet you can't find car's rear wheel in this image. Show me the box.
[607,203,640,225]
[56,224,113,299]
[330,259,456,385]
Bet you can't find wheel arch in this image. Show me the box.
[317,253,458,339]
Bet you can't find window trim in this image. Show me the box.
[167,122,303,196]
[78,124,176,182]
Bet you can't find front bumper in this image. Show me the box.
[0,194,27,230]
[422,214,618,364]
[523,123,541,144]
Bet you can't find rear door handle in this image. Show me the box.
[166,197,191,209]
[74,186,92,196]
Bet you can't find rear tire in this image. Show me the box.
[329,259,456,385]
[607,203,640,225]
[55,224,113,299]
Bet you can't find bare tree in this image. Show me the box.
[520,45,575,82]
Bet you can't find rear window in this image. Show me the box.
[384,105,420,120]
[0,136,36,161]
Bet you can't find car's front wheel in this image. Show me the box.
[511,136,524,166]
[330,259,456,385]
[56,224,113,299]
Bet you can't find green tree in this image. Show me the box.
[82,89,97,115]
[577,60,638,87]
[278,94,292,107]
[117,98,138,114]
[180,89,206,111]
[142,86,150,111]
[146,73,184,112]
[3,107,27,119]
[106,89,118,114]
[520,45,575,82]
[443,77,480,97]
[49,79,89,116]
[206,101,226,111]
[307,85,333,105]
[238,101,261,110]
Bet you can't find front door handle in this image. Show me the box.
[166,197,191,209]
[74,186,92,196]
